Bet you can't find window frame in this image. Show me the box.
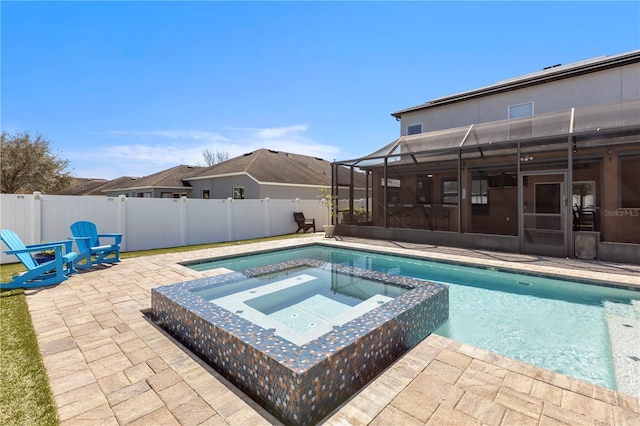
[442,178,459,205]
[508,102,534,119]
[233,186,245,200]
[471,177,489,214]
[407,123,423,136]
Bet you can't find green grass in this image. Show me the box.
[0,233,313,425]
[0,288,58,425]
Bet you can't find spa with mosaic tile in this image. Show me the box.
[150,258,448,425]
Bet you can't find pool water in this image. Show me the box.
[184,245,640,391]
[192,265,407,345]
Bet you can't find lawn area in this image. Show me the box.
[0,233,312,425]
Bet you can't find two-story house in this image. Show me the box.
[333,50,640,263]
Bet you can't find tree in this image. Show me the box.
[202,148,229,166]
[1,131,74,194]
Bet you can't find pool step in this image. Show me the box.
[604,301,640,398]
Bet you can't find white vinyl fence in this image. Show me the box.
[0,193,332,264]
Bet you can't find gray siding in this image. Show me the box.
[258,184,321,200]
[401,63,640,134]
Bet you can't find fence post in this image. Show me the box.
[118,195,127,251]
[226,198,234,241]
[181,196,188,246]
[32,192,42,244]
[264,198,271,236]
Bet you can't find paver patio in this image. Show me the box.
[23,235,640,425]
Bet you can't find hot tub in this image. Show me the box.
[150,258,448,425]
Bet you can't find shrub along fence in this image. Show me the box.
[0,193,330,264]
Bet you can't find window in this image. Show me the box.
[508,102,533,119]
[233,187,245,199]
[162,192,185,198]
[138,192,151,198]
[471,177,489,214]
[621,157,640,208]
[202,189,210,199]
[508,102,534,139]
[416,175,433,203]
[471,178,488,204]
[407,123,422,135]
[442,179,458,205]
[572,181,595,210]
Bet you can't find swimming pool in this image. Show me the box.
[184,244,640,394]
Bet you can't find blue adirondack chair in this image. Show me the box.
[70,221,122,269]
[1,229,78,289]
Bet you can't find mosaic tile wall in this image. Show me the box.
[150,259,448,426]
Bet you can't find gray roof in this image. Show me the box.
[188,149,333,186]
[391,50,640,118]
[53,178,110,196]
[102,165,205,192]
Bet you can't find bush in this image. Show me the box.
[341,208,371,224]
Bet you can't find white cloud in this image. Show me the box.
[254,124,308,139]
[109,130,227,142]
[69,124,342,179]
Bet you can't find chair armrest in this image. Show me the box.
[5,244,64,256]
[51,240,74,252]
[23,241,72,252]
[98,233,123,244]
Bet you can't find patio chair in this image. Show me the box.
[294,212,316,233]
[1,229,78,289]
[70,221,122,269]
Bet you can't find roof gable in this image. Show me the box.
[188,149,333,186]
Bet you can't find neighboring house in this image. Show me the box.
[101,165,204,198]
[186,148,367,200]
[333,50,640,263]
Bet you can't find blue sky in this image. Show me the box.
[2,1,639,180]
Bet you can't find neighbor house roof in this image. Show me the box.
[53,178,110,196]
[391,49,640,119]
[187,149,334,186]
[101,165,205,193]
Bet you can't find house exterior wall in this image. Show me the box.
[258,184,322,200]
[103,188,191,198]
[188,175,259,199]
[401,63,640,134]
[188,176,365,200]
[336,52,640,262]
